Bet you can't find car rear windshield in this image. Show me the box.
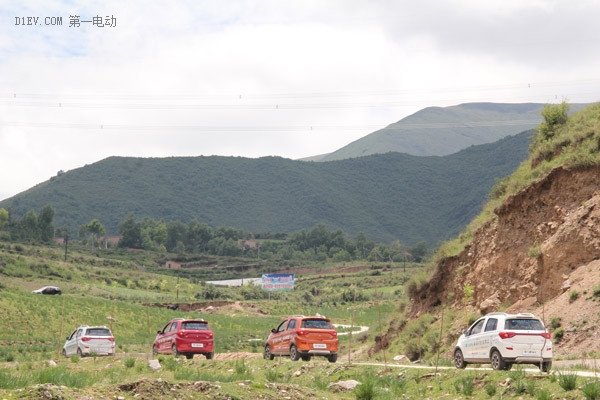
[182,321,209,330]
[86,328,112,336]
[504,319,544,330]
[301,319,332,329]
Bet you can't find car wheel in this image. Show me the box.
[185,353,193,360]
[301,355,311,361]
[205,352,214,360]
[454,349,467,369]
[327,354,337,363]
[172,344,181,357]
[541,361,552,372]
[62,349,67,357]
[490,350,507,370]
[264,344,274,360]
[77,347,83,357]
[152,345,158,357]
[289,344,300,361]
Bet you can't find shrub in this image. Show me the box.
[354,373,376,400]
[569,290,580,303]
[554,327,565,342]
[537,101,570,140]
[536,389,552,400]
[549,316,562,331]
[583,380,600,400]
[484,383,496,396]
[454,376,474,396]
[558,372,578,391]
[512,378,526,395]
[124,357,136,368]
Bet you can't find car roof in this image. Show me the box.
[171,318,207,322]
[76,325,111,330]
[483,312,539,319]
[289,315,331,321]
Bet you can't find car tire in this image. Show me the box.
[541,361,552,372]
[490,350,507,370]
[185,353,193,360]
[205,352,214,360]
[264,344,274,360]
[454,349,467,369]
[62,349,67,357]
[77,347,83,358]
[301,355,311,361]
[327,354,337,363]
[172,344,181,357]
[152,345,158,357]
[289,344,300,361]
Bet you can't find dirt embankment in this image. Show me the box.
[411,166,600,355]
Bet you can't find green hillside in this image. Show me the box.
[0,131,531,246]
[317,102,589,161]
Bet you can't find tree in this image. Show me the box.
[37,204,55,243]
[55,227,70,261]
[84,219,106,248]
[409,241,429,263]
[0,208,8,230]
[166,220,187,252]
[118,213,141,248]
[22,210,38,242]
[186,220,213,253]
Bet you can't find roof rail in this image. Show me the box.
[516,312,535,317]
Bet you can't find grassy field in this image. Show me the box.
[3,241,599,399]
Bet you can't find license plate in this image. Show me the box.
[523,350,538,355]
[191,343,204,348]
[313,343,326,349]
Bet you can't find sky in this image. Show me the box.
[1,0,600,201]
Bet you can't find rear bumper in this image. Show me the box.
[81,346,115,356]
[505,357,552,364]
[300,349,336,356]
[176,340,214,353]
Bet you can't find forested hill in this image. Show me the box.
[0,130,532,245]
[311,102,589,162]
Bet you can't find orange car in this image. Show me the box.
[264,315,338,362]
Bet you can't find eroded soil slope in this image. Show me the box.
[411,166,600,354]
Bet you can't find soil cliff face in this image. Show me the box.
[411,166,600,320]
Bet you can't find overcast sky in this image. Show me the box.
[1,0,600,201]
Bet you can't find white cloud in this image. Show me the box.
[0,0,599,200]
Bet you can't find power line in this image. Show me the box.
[0,119,541,132]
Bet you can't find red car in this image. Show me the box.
[265,315,338,362]
[153,318,214,359]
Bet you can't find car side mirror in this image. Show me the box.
[271,328,277,333]
[463,330,469,336]
[66,336,69,340]
[157,330,161,334]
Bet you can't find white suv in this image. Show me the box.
[454,312,552,371]
[63,325,115,357]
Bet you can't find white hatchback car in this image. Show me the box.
[454,312,552,371]
[63,325,115,357]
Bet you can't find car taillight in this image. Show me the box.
[108,337,115,342]
[178,332,184,337]
[81,337,91,342]
[297,330,306,336]
[499,332,516,339]
[331,330,337,337]
[541,332,551,339]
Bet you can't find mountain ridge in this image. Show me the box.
[0,131,532,246]
[311,102,588,162]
